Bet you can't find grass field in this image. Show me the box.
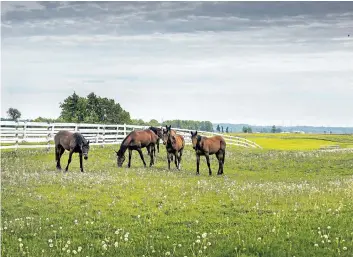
[1,134,353,257]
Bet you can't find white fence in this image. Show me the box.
[0,121,262,150]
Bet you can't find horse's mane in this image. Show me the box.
[73,133,88,145]
[148,126,160,135]
[118,131,134,156]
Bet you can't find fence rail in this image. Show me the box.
[0,121,262,150]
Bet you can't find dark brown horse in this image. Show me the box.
[190,131,226,176]
[162,125,185,170]
[115,129,158,168]
[148,126,163,156]
[162,125,177,161]
[54,130,90,172]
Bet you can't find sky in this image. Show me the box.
[1,1,353,127]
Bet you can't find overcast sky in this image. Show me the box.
[1,1,353,126]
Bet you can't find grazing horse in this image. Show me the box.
[190,131,226,176]
[115,129,158,168]
[54,130,90,172]
[148,126,163,156]
[162,125,185,170]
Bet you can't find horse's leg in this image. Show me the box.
[56,146,64,170]
[65,149,74,172]
[55,145,60,170]
[174,151,179,170]
[216,152,222,175]
[205,153,212,176]
[149,145,154,167]
[137,148,147,167]
[167,152,171,170]
[157,139,159,153]
[128,149,132,168]
[221,150,225,174]
[178,149,183,170]
[196,154,200,175]
[79,152,84,173]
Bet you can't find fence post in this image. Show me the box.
[101,125,105,148]
[124,124,127,137]
[96,125,99,144]
[23,121,27,142]
[15,121,19,151]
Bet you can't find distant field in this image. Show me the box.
[1,139,353,256]
[229,133,353,150]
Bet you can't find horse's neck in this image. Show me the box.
[118,143,128,156]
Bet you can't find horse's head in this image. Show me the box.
[190,131,198,150]
[162,125,171,145]
[82,140,90,160]
[115,150,125,167]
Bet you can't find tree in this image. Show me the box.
[59,92,131,124]
[271,125,277,133]
[226,127,229,133]
[216,124,220,132]
[242,126,248,133]
[221,126,224,133]
[148,119,160,127]
[7,108,21,121]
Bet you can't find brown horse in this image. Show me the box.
[162,125,185,170]
[162,125,177,161]
[115,129,158,168]
[190,131,226,176]
[54,130,90,172]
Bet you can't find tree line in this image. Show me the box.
[4,92,214,132]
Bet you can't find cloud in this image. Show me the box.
[1,2,353,126]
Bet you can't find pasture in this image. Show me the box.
[1,134,353,257]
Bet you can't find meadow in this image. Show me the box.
[1,134,353,257]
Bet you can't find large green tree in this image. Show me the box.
[7,108,21,121]
[59,92,131,124]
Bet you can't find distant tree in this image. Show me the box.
[247,126,253,133]
[221,126,224,133]
[276,127,282,133]
[7,108,21,121]
[242,126,248,133]
[59,92,131,124]
[216,124,220,132]
[271,125,277,133]
[148,119,160,127]
[226,127,229,133]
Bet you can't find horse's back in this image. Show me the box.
[55,130,74,149]
[206,135,226,153]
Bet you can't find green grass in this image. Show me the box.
[229,133,353,150]
[1,138,353,257]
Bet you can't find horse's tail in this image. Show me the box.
[222,150,225,163]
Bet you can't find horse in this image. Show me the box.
[54,130,90,172]
[162,125,185,170]
[162,125,177,161]
[148,126,163,156]
[115,129,158,168]
[190,131,226,176]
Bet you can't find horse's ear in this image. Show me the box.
[87,140,90,145]
[190,131,194,136]
[168,125,171,130]
[195,131,198,136]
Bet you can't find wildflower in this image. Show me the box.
[114,242,119,248]
[115,230,119,235]
[78,246,82,252]
[49,244,53,248]
[67,250,71,253]
[73,250,77,255]
[178,244,182,247]
[207,242,211,246]
[18,238,22,242]
[327,226,331,229]
[199,250,202,254]
[48,239,53,243]
[67,240,71,245]
[124,237,128,241]
[202,232,207,238]
[323,235,328,239]
[19,243,23,248]
[257,237,262,241]
[204,246,207,250]
[314,243,318,247]
[196,239,201,244]
[165,251,171,256]
[343,247,347,251]
[65,244,68,248]
[59,227,62,230]
[102,244,108,250]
